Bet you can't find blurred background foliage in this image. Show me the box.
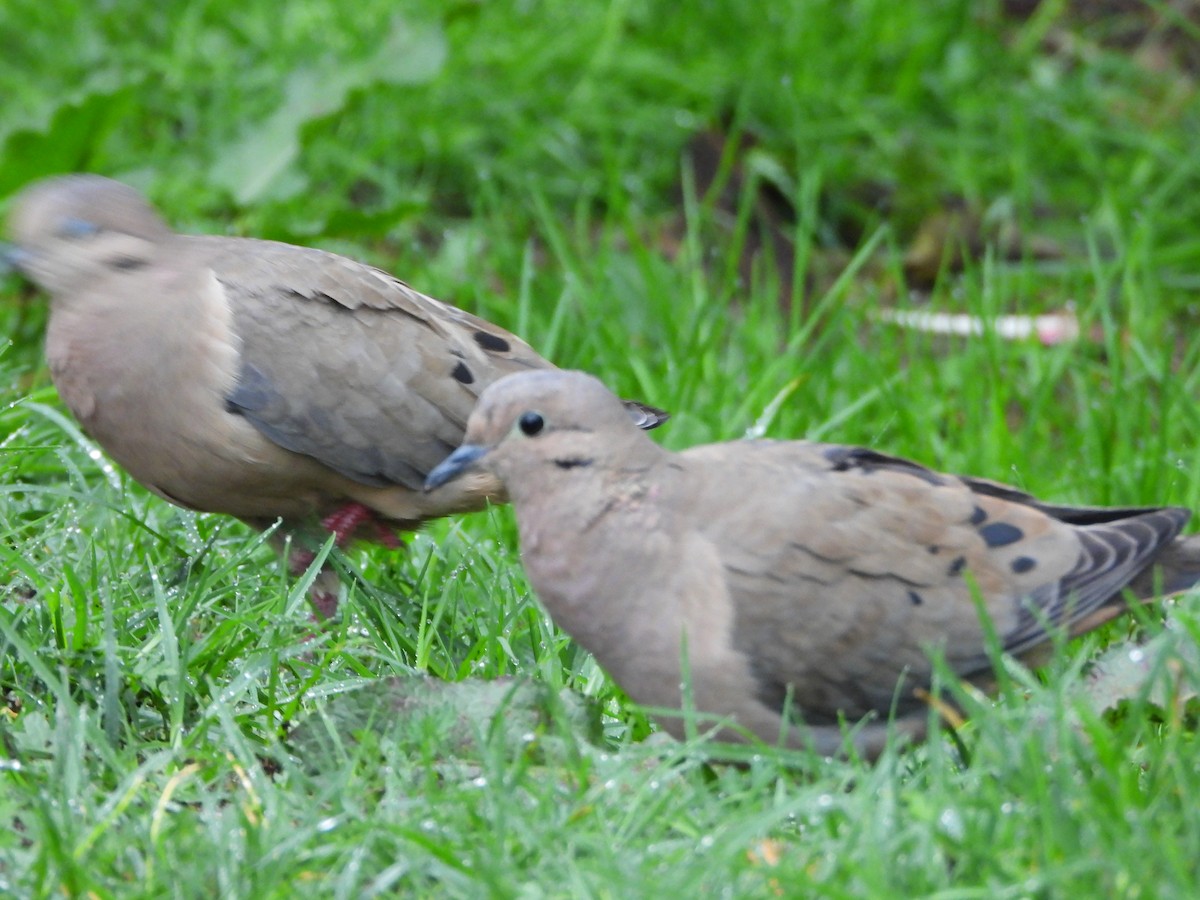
[3,0,1197,274]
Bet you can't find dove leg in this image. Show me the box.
[284,544,342,621]
[321,502,404,549]
[321,503,372,545]
[260,502,408,623]
[286,504,406,620]
[307,567,342,621]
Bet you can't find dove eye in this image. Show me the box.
[57,217,102,240]
[518,412,545,437]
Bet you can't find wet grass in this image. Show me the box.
[3,0,1200,895]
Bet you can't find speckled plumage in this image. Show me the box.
[425,370,1200,758]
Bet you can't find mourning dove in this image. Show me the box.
[2,175,666,616]
[425,370,1200,758]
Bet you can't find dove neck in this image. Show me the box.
[511,454,678,620]
[510,454,723,715]
[46,259,241,445]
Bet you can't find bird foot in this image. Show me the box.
[289,548,317,576]
[286,504,405,624]
[369,520,405,549]
[309,590,340,622]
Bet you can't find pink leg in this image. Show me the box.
[289,547,316,576]
[309,589,340,622]
[291,504,405,623]
[320,502,404,549]
[285,546,339,621]
[321,503,374,546]
[369,520,405,549]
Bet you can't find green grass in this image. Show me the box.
[4,0,1200,895]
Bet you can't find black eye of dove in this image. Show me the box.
[519,412,544,436]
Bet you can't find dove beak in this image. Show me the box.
[424,444,490,492]
[0,242,30,274]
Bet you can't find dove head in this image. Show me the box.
[425,370,663,494]
[5,175,171,297]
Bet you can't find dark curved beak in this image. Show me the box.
[424,444,490,492]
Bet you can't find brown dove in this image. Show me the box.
[425,369,1200,758]
[2,175,666,616]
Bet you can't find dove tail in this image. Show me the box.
[1127,534,1200,600]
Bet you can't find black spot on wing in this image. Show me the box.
[1003,511,1187,657]
[451,361,474,384]
[979,522,1023,548]
[908,590,924,606]
[969,506,987,525]
[1011,556,1036,574]
[947,556,967,577]
[474,330,511,353]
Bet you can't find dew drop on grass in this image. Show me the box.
[816,794,834,809]
[86,447,118,480]
[316,817,338,833]
[699,835,715,850]
[471,776,488,788]
[1129,648,1145,663]
[938,808,964,842]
